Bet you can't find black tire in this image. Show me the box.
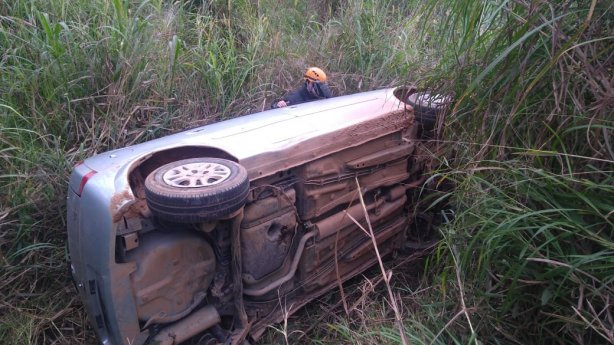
[144,158,249,223]
[406,92,449,131]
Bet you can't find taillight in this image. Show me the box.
[77,170,97,196]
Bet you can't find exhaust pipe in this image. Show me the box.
[152,305,220,345]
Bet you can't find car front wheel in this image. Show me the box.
[144,157,249,222]
[406,91,451,131]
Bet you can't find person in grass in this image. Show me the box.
[271,67,332,108]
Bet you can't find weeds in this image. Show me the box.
[414,0,613,344]
[1,0,612,344]
[1,0,430,343]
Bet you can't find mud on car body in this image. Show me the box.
[66,86,438,345]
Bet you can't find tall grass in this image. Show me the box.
[411,0,614,344]
[0,0,430,343]
[1,0,611,344]
[265,1,613,344]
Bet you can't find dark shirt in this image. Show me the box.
[272,82,332,108]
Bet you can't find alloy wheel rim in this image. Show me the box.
[162,162,231,187]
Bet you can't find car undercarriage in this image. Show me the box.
[67,86,444,345]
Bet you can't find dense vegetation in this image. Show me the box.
[1,0,611,344]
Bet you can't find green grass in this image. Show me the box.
[410,0,614,344]
[1,0,612,344]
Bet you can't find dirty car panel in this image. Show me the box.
[67,86,426,344]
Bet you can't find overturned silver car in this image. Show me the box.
[66,86,437,344]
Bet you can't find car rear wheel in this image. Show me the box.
[144,158,249,222]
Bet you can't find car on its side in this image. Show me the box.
[67,85,440,345]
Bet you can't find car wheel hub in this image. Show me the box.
[162,162,231,187]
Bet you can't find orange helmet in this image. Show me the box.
[304,67,327,83]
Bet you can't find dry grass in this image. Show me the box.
[2,0,612,344]
[1,1,430,344]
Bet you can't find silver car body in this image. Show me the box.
[67,87,417,344]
